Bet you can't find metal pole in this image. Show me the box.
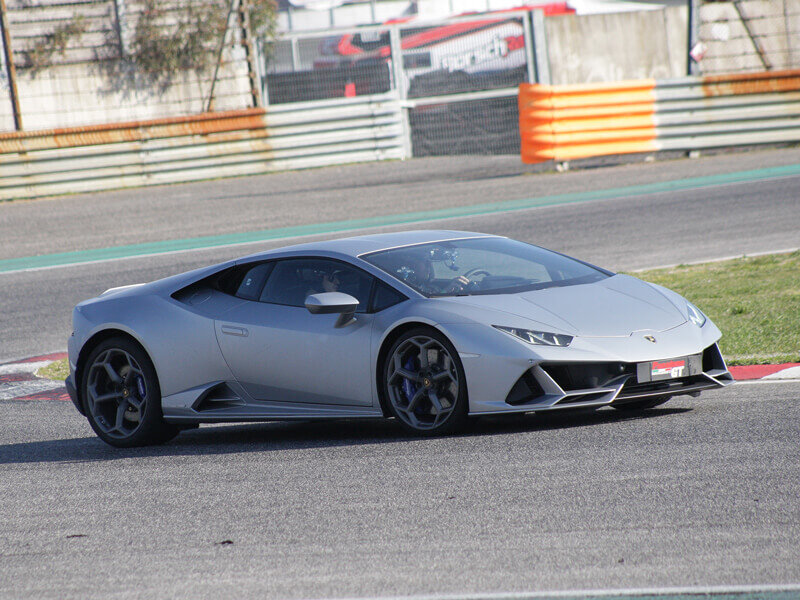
[0,0,22,130]
[389,25,411,159]
[687,0,698,75]
[112,0,130,56]
[530,9,550,85]
[291,36,300,72]
[239,0,262,108]
[784,0,794,69]
[732,0,771,70]
[522,11,536,83]
[206,0,237,113]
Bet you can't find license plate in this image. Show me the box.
[650,359,687,380]
[637,354,702,383]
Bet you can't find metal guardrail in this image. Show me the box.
[0,93,406,200]
[519,69,800,164]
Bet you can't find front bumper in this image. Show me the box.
[64,373,84,415]
[502,342,734,412]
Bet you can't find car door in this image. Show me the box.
[215,257,376,407]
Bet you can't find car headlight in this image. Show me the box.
[686,301,707,327]
[493,325,573,347]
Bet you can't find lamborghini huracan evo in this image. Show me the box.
[66,230,732,447]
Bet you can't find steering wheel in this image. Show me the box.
[463,268,491,278]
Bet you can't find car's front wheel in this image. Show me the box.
[383,328,468,435]
[81,337,178,447]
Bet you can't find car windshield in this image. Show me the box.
[361,237,611,297]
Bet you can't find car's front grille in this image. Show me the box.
[540,362,631,391]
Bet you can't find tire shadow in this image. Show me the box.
[0,405,691,465]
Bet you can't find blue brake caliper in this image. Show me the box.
[402,357,417,405]
[136,375,147,400]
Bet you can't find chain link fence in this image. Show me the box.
[693,0,800,74]
[0,0,257,132]
[263,11,536,156]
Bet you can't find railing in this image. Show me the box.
[0,93,406,200]
[519,69,800,164]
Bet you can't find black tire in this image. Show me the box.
[611,396,672,411]
[81,337,179,447]
[382,327,468,435]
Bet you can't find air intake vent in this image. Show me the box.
[193,383,246,412]
[541,362,631,391]
[505,370,545,405]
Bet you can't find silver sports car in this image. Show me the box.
[66,230,732,447]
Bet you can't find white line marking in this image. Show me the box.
[0,379,63,400]
[0,360,54,375]
[308,583,800,600]
[733,378,800,386]
[763,366,800,380]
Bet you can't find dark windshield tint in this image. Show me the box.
[361,237,611,297]
[259,258,374,310]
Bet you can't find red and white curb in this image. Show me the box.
[0,354,798,402]
[0,352,70,402]
[729,363,800,381]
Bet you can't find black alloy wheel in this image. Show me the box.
[81,337,178,447]
[383,327,468,435]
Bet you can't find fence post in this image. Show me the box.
[522,9,536,83]
[207,0,237,113]
[389,25,411,160]
[0,0,22,130]
[687,0,699,75]
[112,0,130,56]
[530,9,550,85]
[239,0,263,108]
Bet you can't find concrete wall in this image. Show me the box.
[545,5,688,84]
[0,59,252,133]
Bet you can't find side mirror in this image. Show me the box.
[305,292,359,327]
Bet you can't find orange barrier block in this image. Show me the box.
[519,81,658,164]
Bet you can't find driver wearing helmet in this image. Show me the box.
[399,250,469,295]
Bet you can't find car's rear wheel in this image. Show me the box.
[383,328,468,435]
[81,337,178,447]
[612,395,672,411]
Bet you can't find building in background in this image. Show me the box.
[276,0,685,32]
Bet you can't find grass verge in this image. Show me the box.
[36,358,69,381]
[631,251,800,365]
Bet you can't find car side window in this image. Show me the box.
[235,262,274,301]
[259,259,374,311]
[371,282,407,312]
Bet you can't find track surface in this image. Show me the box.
[1,149,799,598]
[2,384,799,599]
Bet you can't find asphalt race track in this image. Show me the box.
[1,148,799,599]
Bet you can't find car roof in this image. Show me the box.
[237,230,499,261]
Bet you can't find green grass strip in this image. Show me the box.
[633,251,800,365]
[2,162,800,274]
[36,358,69,381]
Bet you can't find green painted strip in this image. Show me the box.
[555,595,800,600]
[546,595,800,600]
[2,162,800,274]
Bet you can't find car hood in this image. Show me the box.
[441,274,686,337]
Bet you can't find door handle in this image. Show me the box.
[221,325,249,337]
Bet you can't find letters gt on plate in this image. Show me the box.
[65,230,733,447]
